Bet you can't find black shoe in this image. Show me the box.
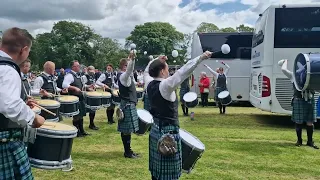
[183,113,188,116]
[81,131,90,136]
[295,140,302,147]
[77,132,85,137]
[89,125,99,130]
[111,120,116,124]
[307,141,319,149]
[124,151,140,158]
[108,121,113,125]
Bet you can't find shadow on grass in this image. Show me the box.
[72,150,123,161]
[253,114,294,128]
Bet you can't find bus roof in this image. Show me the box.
[197,32,253,36]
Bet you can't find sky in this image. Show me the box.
[0,0,320,45]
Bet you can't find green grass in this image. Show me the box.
[32,103,320,180]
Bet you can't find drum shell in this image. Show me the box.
[112,95,120,105]
[181,142,204,173]
[39,105,60,122]
[136,118,153,135]
[218,92,232,106]
[185,98,198,108]
[101,96,112,107]
[59,103,79,116]
[85,96,102,107]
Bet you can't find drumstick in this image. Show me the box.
[32,103,57,116]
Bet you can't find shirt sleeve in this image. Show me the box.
[204,64,218,78]
[120,59,135,87]
[31,76,44,95]
[0,66,35,126]
[96,74,106,87]
[159,56,203,101]
[281,60,293,82]
[224,63,230,75]
[62,74,74,89]
[143,59,157,90]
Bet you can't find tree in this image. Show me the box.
[126,22,184,66]
[196,22,219,33]
[236,24,254,32]
[220,27,237,32]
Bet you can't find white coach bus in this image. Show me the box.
[250,4,320,114]
[191,32,253,103]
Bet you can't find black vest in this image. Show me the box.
[40,73,56,94]
[117,72,137,103]
[0,57,25,129]
[217,74,227,88]
[85,73,95,85]
[180,77,190,91]
[21,75,31,102]
[69,71,84,100]
[56,74,65,89]
[147,80,179,125]
[293,83,302,98]
[102,72,113,87]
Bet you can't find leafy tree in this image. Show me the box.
[236,24,254,32]
[220,27,237,32]
[196,22,219,33]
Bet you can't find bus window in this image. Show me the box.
[274,7,320,48]
[252,13,267,48]
[198,33,253,59]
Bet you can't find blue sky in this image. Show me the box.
[179,0,251,13]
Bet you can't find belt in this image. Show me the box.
[0,129,23,143]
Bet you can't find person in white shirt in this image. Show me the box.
[20,58,32,101]
[147,51,212,180]
[0,27,45,180]
[137,71,144,87]
[143,55,155,112]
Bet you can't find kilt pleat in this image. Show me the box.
[215,87,227,102]
[117,100,139,134]
[0,130,33,180]
[292,97,316,123]
[149,119,182,180]
[179,88,190,103]
[144,93,151,112]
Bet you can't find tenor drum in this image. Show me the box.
[57,96,79,117]
[32,106,41,114]
[218,91,232,105]
[135,109,153,135]
[136,87,144,100]
[27,122,77,170]
[101,91,112,108]
[85,91,102,110]
[183,92,198,108]
[180,129,205,173]
[293,53,320,91]
[38,100,60,122]
[112,89,120,106]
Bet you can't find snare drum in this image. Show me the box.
[135,109,153,135]
[101,91,112,108]
[218,91,232,105]
[57,96,80,117]
[136,87,144,100]
[179,129,205,173]
[32,106,41,114]
[112,89,120,105]
[183,92,199,108]
[38,100,60,122]
[85,91,102,110]
[27,122,77,170]
[293,53,320,91]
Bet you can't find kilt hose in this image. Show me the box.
[0,130,33,180]
[117,100,139,134]
[75,100,87,118]
[292,97,316,124]
[144,93,151,112]
[215,86,227,103]
[149,119,182,180]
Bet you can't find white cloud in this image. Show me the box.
[199,0,237,5]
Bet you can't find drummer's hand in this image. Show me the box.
[200,51,212,60]
[158,55,168,63]
[128,50,136,60]
[26,98,37,109]
[74,87,82,93]
[104,85,110,90]
[32,114,45,128]
[40,89,49,97]
[61,88,68,94]
[199,83,203,87]
[88,88,94,92]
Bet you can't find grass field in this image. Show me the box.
[32,102,320,180]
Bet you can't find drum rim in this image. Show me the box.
[37,122,78,135]
[38,100,61,108]
[218,90,230,98]
[85,92,103,98]
[293,53,310,91]
[179,129,205,150]
[57,96,79,103]
[137,109,154,123]
[183,92,198,102]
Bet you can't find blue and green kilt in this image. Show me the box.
[292,97,316,124]
[149,119,182,180]
[0,130,33,180]
[179,88,189,104]
[117,100,139,134]
[215,87,227,103]
[144,93,151,112]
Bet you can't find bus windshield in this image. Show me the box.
[274,7,320,48]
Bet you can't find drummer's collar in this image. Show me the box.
[154,77,164,81]
[42,72,51,77]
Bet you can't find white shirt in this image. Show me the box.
[0,50,35,126]
[204,63,230,84]
[143,58,159,90]
[32,72,61,95]
[96,71,119,89]
[82,74,99,88]
[119,59,137,87]
[137,74,144,84]
[62,71,83,89]
[145,56,204,102]
[281,60,293,82]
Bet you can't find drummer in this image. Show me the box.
[116,51,140,158]
[83,65,99,130]
[180,76,190,116]
[19,58,32,101]
[96,64,118,124]
[143,55,154,112]
[279,59,318,149]
[0,27,45,179]
[147,51,212,180]
[204,61,230,114]
[62,60,89,137]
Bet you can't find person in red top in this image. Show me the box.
[199,72,210,107]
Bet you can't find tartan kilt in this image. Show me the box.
[179,88,189,104]
[292,97,316,124]
[215,87,227,102]
[0,130,33,180]
[117,100,139,134]
[144,93,151,112]
[75,100,86,118]
[149,120,182,180]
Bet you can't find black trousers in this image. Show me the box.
[201,93,209,107]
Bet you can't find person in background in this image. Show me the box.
[199,72,210,107]
[20,59,32,101]
[95,69,101,81]
[180,76,190,116]
[133,70,138,82]
[137,70,144,88]
[57,68,65,89]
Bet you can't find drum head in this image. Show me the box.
[183,92,197,102]
[40,122,76,131]
[136,87,144,92]
[137,109,153,123]
[86,91,102,97]
[101,92,111,97]
[180,129,205,150]
[293,53,309,91]
[38,100,60,107]
[57,95,79,103]
[112,89,119,96]
[218,91,229,99]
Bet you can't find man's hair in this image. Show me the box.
[149,59,166,78]
[70,60,79,67]
[1,27,33,54]
[88,65,95,70]
[107,64,113,69]
[119,58,128,69]
[19,58,31,68]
